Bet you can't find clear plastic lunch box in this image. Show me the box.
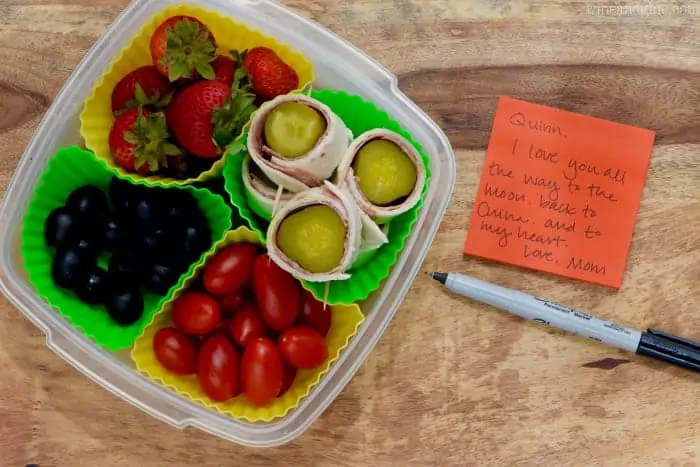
[0,0,456,447]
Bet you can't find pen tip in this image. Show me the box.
[429,272,448,285]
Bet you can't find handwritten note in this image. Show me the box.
[464,96,655,288]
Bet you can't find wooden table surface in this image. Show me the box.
[2,0,699,465]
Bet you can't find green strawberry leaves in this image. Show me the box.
[134,83,149,104]
[211,89,256,148]
[124,108,182,172]
[195,62,217,81]
[113,84,174,117]
[211,51,258,152]
[162,18,217,82]
[162,142,183,157]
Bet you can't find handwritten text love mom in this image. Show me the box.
[464,97,655,288]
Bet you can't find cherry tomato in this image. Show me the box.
[197,334,239,402]
[153,327,197,375]
[221,289,245,315]
[278,326,328,369]
[242,337,283,407]
[203,243,257,296]
[201,317,232,343]
[300,289,331,336]
[172,291,222,335]
[252,254,300,331]
[243,270,256,295]
[278,362,297,397]
[230,303,267,347]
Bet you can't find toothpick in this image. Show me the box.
[323,282,330,311]
[271,185,284,218]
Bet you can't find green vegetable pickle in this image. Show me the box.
[264,102,326,158]
[277,205,346,273]
[353,139,417,206]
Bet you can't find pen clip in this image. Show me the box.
[646,328,700,351]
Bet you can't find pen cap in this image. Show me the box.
[637,329,700,372]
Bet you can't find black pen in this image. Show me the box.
[429,271,700,373]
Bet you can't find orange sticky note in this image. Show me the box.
[464,96,655,288]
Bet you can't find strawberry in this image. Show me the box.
[167,76,257,158]
[242,47,299,100]
[167,155,184,173]
[108,107,181,174]
[212,55,236,87]
[150,16,217,82]
[111,66,173,114]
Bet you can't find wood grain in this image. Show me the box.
[399,65,700,150]
[1,0,699,465]
[0,81,50,132]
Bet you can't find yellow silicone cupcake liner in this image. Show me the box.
[80,4,315,187]
[131,226,365,422]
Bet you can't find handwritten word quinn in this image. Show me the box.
[476,201,530,224]
[509,112,567,138]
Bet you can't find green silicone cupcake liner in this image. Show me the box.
[304,89,432,304]
[222,151,269,239]
[222,89,432,305]
[241,157,279,222]
[21,146,233,351]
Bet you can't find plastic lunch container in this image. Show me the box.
[0,0,456,447]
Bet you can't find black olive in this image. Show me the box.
[44,207,83,248]
[132,196,164,228]
[106,286,144,326]
[177,217,212,263]
[73,230,103,261]
[103,215,126,252]
[109,177,136,216]
[161,203,187,226]
[51,249,89,290]
[161,193,199,226]
[110,179,159,228]
[74,266,111,305]
[138,227,172,258]
[141,260,184,295]
[108,251,141,285]
[65,185,109,222]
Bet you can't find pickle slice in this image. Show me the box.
[264,102,326,159]
[353,139,417,206]
[277,205,346,273]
